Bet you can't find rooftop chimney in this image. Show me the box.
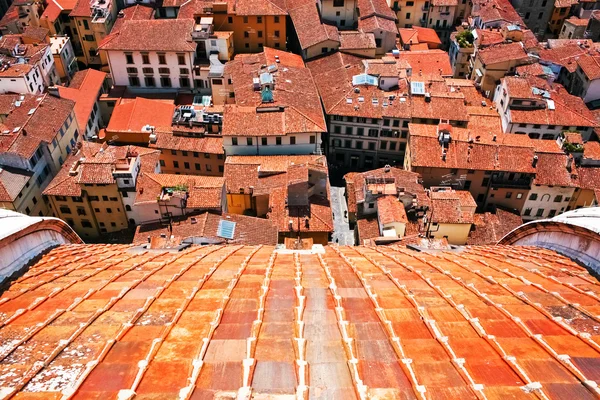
[532,155,538,168]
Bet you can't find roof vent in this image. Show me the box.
[532,155,538,168]
[384,164,391,172]
[190,217,197,224]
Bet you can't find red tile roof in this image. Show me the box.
[0,166,31,202]
[133,212,279,247]
[467,209,523,245]
[288,0,339,50]
[222,48,326,136]
[504,79,598,128]
[106,97,175,135]
[0,94,75,159]
[477,42,529,65]
[268,185,333,233]
[399,26,442,47]
[2,243,599,398]
[472,0,524,26]
[43,143,160,196]
[409,124,537,173]
[150,130,224,154]
[577,54,600,80]
[134,173,224,208]
[307,52,467,121]
[430,189,476,224]
[532,152,578,187]
[377,195,408,224]
[56,69,106,135]
[339,31,377,50]
[99,19,196,52]
[224,155,327,194]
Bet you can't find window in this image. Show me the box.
[276,137,282,145]
[258,31,263,38]
[145,76,155,87]
[548,209,557,217]
[529,193,538,200]
[60,206,71,214]
[368,142,375,150]
[357,128,364,136]
[228,16,233,23]
[184,162,190,169]
[171,150,177,155]
[160,77,172,87]
[257,16,262,23]
[482,178,489,186]
[333,0,344,5]
[102,196,108,201]
[159,67,170,75]
[125,53,134,64]
[310,136,316,144]
[127,67,137,74]
[244,31,249,38]
[109,197,118,202]
[160,159,165,167]
[536,208,544,217]
[173,161,179,168]
[180,77,190,88]
[193,152,199,157]
[406,12,411,18]
[538,12,543,19]
[81,220,92,228]
[206,164,212,171]
[83,19,89,30]
[247,138,253,145]
[275,30,280,38]
[158,54,167,65]
[345,126,353,135]
[232,138,238,146]
[389,142,396,151]
[516,193,523,199]
[204,153,210,159]
[243,16,249,23]
[177,54,186,65]
[142,53,150,64]
[262,138,267,145]
[290,136,296,145]
[554,195,563,202]
[129,76,140,86]
[195,163,201,170]
[274,16,280,23]
[180,68,189,75]
[524,208,532,216]
[506,192,512,199]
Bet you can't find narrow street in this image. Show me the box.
[330,186,355,245]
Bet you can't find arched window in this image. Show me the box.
[125,205,132,211]
[541,194,551,202]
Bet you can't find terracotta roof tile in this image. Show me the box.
[133,212,278,247]
[0,94,75,159]
[339,31,377,50]
[409,124,537,173]
[149,130,224,154]
[477,42,529,65]
[99,19,196,52]
[222,48,326,136]
[377,196,408,224]
[106,97,175,135]
[288,0,339,50]
[577,54,600,80]
[467,209,523,245]
[430,189,476,224]
[532,152,577,187]
[0,166,31,202]
[399,26,442,46]
[56,69,106,135]
[43,143,160,196]
[472,0,524,26]
[1,242,599,397]
[134,173,224,208]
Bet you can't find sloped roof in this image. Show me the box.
[56,69,106,134]
[1,243,600,397]
[99,19,197,52]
